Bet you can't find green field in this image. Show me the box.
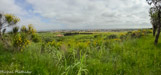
[0,29,161,75]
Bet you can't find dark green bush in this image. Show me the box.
[126,31,132,35]
[120,34,127,40]
[130,31,144,38]
[108,34,117,39]
[44,37,53,42]
[12,26,19,34]
[21,25,28,33]
[94,35,103,39]
[31,34,41,43]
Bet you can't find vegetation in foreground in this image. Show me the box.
[0,29,161,75]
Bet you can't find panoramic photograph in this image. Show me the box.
[0,0,161,75]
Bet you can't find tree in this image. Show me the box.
[0,13,20,39]
[149,7,159,36]
[146,0,161,44]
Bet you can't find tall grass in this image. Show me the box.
[0,31,161,75]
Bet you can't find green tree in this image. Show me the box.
[149,7,159,36]
[0,13,20,39]
[146,0,161,44]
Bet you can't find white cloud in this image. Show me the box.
[0,0,27,15]
[0,0,152,31]
[26,0,152,29]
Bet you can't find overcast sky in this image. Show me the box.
[0,0,152,31]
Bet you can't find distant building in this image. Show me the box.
[56,34,64,37]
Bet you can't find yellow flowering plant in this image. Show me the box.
[13,33,30,51]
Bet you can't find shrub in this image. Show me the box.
[21,25,27,33]
[12,33,30,51]
[44,37,53,42]
[20,25,38,43]
[47,40,62,49]
[12,26,19,34]
[126,31,132,35]
[31,33,41,43]
[146,29,153,33]
[130,31,143,38]
[28,24,36,34]
[108,34,118,39]
[20,24,36,34]
[77,42,89,50]
[120,34,127,40]
[94,35,102,38]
